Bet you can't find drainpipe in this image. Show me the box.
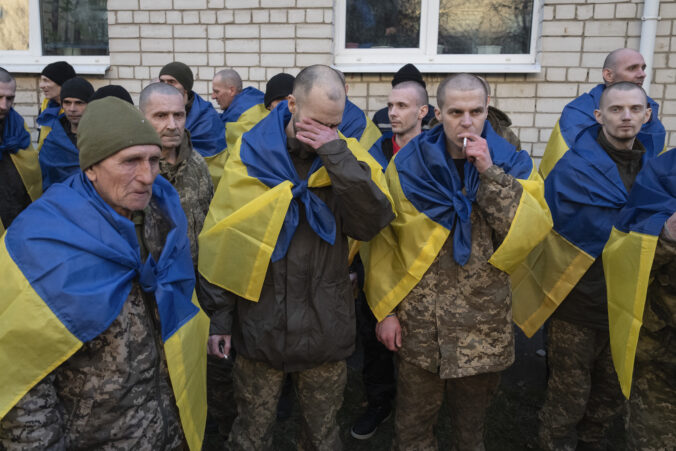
[639,0,660,96]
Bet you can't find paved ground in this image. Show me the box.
[204,327,626,450]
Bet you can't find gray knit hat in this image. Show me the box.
[159,62,194,92]
[78,97,162,170]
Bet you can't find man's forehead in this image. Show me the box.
[0,81,16,95]
[442,88,486,107]
[147,93,184,111]
[616,50,645,67]
[62,97,86,103]
[603,89,646,106]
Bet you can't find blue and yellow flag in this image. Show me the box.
[363,122,552,321]
[186,93,227,188]
[512,126,659,337]
[368,135,390,171]
[38,112,80,190]
[199,101,391,302]
[602,147,676,398]
[0,173,209,450]
[539,84,665,179]
[340,98,382,152]
[1,108,41,233]
[36,98,62,151]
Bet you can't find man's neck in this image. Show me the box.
[161,146,178,165]
[446,139,465,159]
[394,127,421,149]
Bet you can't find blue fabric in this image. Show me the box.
[559,84,665,156]
[368,135,389,170]
[0,109,30,159]
[36,99,61,128]
[613,148,676,236]
[339,98,367,141]
[186,92,227,158]
[395,122,533,265]
[545,126,657,257]
[239,101,336,262]
[219,87,265,126]
[38,115,80,190]
[5,172,197,343]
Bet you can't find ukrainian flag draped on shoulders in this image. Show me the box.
[339,98,382,152]
[602,147,676,398]
[199,100,390,302]
[512,125,660,337]
[38,112,80,190]
[223,87,268,155]
[0,108,41,233]
[186,92,228,188]
[36,98,62,151]
[363,122,552,321]
[0,173,209,450]
[368,135,390,171]
[540,84,665,179]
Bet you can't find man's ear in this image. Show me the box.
[418,104,429,120]
[643,106,652,125]
[593,109,603,126]
[486,95,491,107]
[84,166,97,183]
[434,106,441,123]
[602,68,614,85]
[287,94,297,114]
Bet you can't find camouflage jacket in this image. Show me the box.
[157,132,214,267]
[0,200,184,450]
[397,165,522,379]
[636,230,676,362]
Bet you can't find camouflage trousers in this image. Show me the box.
[207,354,236,438]
[227,356,347,451]
[626,325,676,451]
[538,319,625,451]
[393,358,500,451]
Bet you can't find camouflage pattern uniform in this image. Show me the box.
[394,162,523,451]
[0,199,185,450]
[227,356,346,450]
[626,231,676,451]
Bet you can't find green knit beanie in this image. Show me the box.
[159,62,194,92]
[78,97,162,170]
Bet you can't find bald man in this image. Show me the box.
[197,65,394,449]
[540,48,666,178]
[366,73,550,450]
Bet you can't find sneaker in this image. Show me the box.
[350,404,392,440]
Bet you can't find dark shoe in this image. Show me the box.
[350,404,392,440]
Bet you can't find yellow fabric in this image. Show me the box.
[199,135,391,302]
[164,293,210,450]
[10,125,42,201]
[511,230,595,337]
[539,120,568,180]
[489,167,553,274]
[358,116,382,152]
[602,228,658,398]
[225,103,270,151]
[203,150,229,189]
[0,235,82,420]
[363,164,449,321]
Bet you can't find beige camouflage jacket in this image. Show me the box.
[0,201,184,450]
[397,164,522,379]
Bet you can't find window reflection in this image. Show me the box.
[40,0,108,56]
[345,0,420,49]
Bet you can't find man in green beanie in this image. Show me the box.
[0,96,209,451]
[159,61,226,186]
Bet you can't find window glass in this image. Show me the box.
[438,0,533,54]
[0,0,30,51]
[40,0,108,56]
[345,0,420,49]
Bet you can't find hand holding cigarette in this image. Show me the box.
[458,132,493,173]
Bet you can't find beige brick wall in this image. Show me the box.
[11,0,676,161]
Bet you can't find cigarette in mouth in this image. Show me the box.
[463,137,467,153]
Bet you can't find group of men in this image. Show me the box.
[0,46,673,451]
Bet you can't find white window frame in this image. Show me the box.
[0,0,109,74]
[334,0,543,73]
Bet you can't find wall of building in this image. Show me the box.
[11,0,676,163]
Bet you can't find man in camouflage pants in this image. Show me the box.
[375,73,548,450]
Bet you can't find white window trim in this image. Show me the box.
[333,0,543,73]
[0,0,109,75]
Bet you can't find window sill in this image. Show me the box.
[335,62,541,74]
[0,55,110,75]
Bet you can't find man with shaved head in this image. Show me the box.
[0,67,41,233]
[519,81,658,450]
[366,73,550,449]
[197,64,394,448]
[540,48,665,178]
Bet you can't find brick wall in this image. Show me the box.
[11,0,676,162]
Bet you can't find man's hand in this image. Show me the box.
[376,315,402,352]
[459,132,493,173]
[295,117,339,150]
[208,334,231,359]
[665,211,676,241]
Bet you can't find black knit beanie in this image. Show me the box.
[264,73,295,108]
[159,62,194,92]
[60,77,95,103]
[391,63,426,89]
[41,61,76,86]
[90,85,134,105]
